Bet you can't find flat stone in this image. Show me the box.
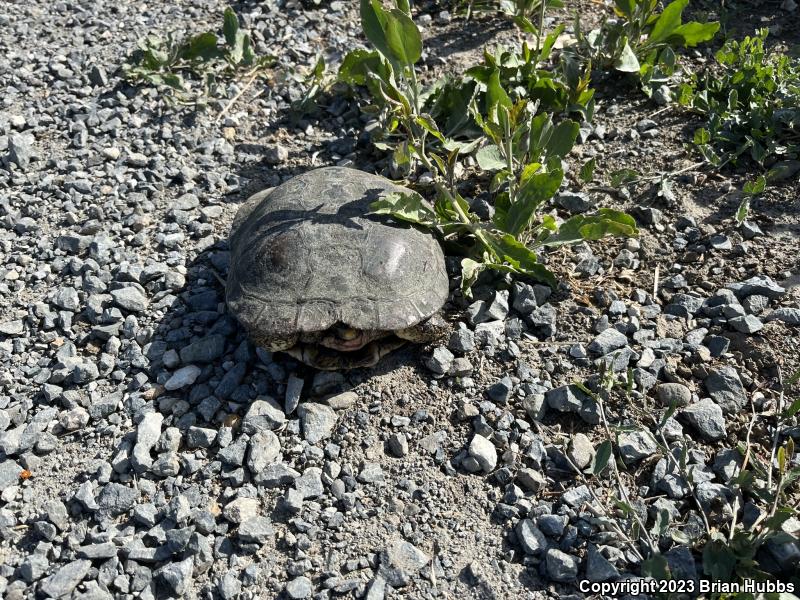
[164,365,202,390]
[186,426,217,448]
[515,519,547,555]
[223,497,260,523]
[682,399,726,441]
[285,576,313,599]
[96,482,138,516]
[379,540,430,587]
[588,328,628,355]
[253,463,300,487]
[727,276,785,300]
[358,462,385,483]
[546,549,580,581]
[545,385,588,414]
[729,314,763,334]
[297,402,337,444]
[238,516,274,544]
[705,367,747,413]
[617,430,659,463]
[110,287,149,312]
[179,334,226,364]
[39,559,91,598]
[242,397,285,433]
[766,307,800,326]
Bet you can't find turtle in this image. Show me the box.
[226,166,450,370]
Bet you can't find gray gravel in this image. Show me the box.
[1,0,799,597]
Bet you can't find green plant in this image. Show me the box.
[680,28,800,167]
[122,7,274,105]
[734,175,766,226]
[698,368,800,589]
[574,0,718,93]
[463,34,595,122]
[345,0,636,294]
[574,363,800,593]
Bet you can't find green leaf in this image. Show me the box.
[743,175,766,196]
[338,49,383,86]
[703,535,738,580]
[615,42,641,73]
[485,232,558,288]
[370,191,437,226]
[669,21,720,47]
[783,398,800,419]
[614,0,636,18]
[179,32,221,61]
[475,145,506,171]
[223,7,239,48]
[384,8,422,66]
[579,158,596,184]
[502,168,563,236]
[540,209,638,247]
[735,197,749,225]
[648,0,689,46]
[487,68,512,114]
[593,440,612,475]
[414,114,445,143]
[641,554,670,580]
[545,120,579,159]
[693,128,711,145]
[610,168,639,187]
[361,0,392,60]
[460,258,484,297]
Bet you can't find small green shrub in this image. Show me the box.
[343,0,637,295]
[679,28,800,167]
[122,7,274,104]
[574,0,719,93]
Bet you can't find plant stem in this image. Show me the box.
[216,68,260,123]
[594,396,657,553]
[535,0,547,56]
[562,454,646,561]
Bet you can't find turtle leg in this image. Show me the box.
[396,312,448,343]
[282,339,407,370]
[257,334,299,353]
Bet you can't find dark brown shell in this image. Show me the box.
[226,167,448,340]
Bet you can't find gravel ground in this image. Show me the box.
[2,1,800,599]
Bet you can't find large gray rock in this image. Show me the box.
[379,540,430,587]
[588,328,628,355]
[682,399,726,441]
[131,412,163,472]
[156,557,194,596]
[242,397,285,433]
[38,559,91,598]
[545,549,580,581]
[704,367,747,413]
[515,519,548,555]
[297,402,337,444]
[96,483,139,516]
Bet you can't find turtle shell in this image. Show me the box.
[226,167,448,342]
